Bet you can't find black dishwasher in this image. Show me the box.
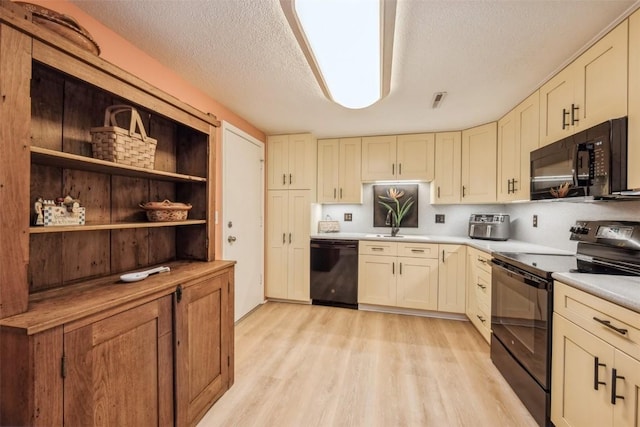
[310,239,358,309]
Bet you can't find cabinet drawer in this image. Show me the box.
[474,268,492,305]
[397,243,438,259]
[472,250,492,274]
[555,281,640,359]
[359,241,397,256]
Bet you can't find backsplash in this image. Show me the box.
[319,183,640,252]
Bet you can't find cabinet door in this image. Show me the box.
[338,137,362,203]
[288,133,317,190]
[267,135,289,190]
[432,132,461,204]
[437,245,466,313]
[266,191,289,299]
[497,110,518,202]
[358,254,396,306]
[515,91,540,200]
[361,135,397,181]
[461,122,497,203]
[551,314,613,427]
[629,10,640,190]
[396,133,435,181]
[317,139,340,203]
[613,350,640,427]
[396,257,439,310]
[63,297,174,427]
[539,67,575,146]
[574,21,628,130]
[175,271,232,427]
[287,190,311,301]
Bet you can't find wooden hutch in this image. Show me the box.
[0,2,235,426]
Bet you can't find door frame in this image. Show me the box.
[221,121,266,316]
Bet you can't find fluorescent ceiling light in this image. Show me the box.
[281,0,396,109]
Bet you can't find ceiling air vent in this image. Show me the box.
[432,92,447,108]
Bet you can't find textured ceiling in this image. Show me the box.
[70,0,638,138]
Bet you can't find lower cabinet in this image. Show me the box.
[0,262,234,427]
[465,247,492,343]
[437,244,467,314]
[551,282,640,427]
[358,241,464,313]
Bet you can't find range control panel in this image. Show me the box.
[570,220,640,248]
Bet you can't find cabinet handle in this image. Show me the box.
[282,174,286,185]
[411,249,425,253]
[371,247,384,251]
[477,314,486,323]
[442,250,445,263]
[593,316,628,335]
[562,108,570,129]
[462,186,466,197]
[571,103,579,125]
[594,356,607,390]
[289,233,292,244]
[282,233,286,244]
[398,163,402,176]
[512,179,518,192]
[437,186,441,198]
[334,188,337,198]
[392,163,395,175]
[477,257,488,264]
[611,368,625,405]
[392,262,395,275]
[289,174,292,184]
[399,262,403,275]
[507,179,512,194]
[477,283,487,290]
[340,188,343,199]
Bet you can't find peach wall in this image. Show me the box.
[27,0,266,258]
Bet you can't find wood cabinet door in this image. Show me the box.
[338,137,362,203]
[515,91,540,201]
[396,257,439,310]
[629,10,640,190]
[461,123,497,204]
[539,67,575,146]
[574,21,628,130]
[361,135,397,181]
[613,350,640,427]
[288,134,316,190]
[175,271,231,427]
[287,190,311,301]
[63,297,174,427]
[432,132,461,204]
[266,134,289,190]
[551,314,613,427]
[437,244,466,314]
[396,133,435,181]
[497,110,518,202]
[358,254,396,306]
[317,139,340,203]
[266,191,289,299]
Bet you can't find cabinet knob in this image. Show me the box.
[227,235,237,243]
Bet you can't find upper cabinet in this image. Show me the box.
[317,137,362,203]
[540,21,628,146]
[461,122,498,203]
[431,132,462,204]
[267,133,317,191]
[361,133,434,182]
[498,91,540,202]
[629,10,640,190]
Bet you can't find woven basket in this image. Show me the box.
[140,200,192,222]
[90,105,157,169]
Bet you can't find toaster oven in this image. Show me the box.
[468,213,510,241]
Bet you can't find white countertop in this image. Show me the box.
[553,272,640,314]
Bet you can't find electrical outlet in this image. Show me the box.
[533,215,538,228]
[435,214,445,224]
[344,213,352,222]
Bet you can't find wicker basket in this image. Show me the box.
[140,200,192,222]
[90,105,157,169]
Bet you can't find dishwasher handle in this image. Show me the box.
[310,240,358,250]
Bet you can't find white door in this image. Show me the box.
[222,122,264,321]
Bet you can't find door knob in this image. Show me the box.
[227,235,237,243]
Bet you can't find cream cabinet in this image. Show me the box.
[266,190,311,302]
[361,133,435,181]
[358,241,439,310]
[551,282,640,427]
[461,122,497,204]
[431,132,462,204]
[437,244,467,314]
[629,10,640,190]
[317,138,362,203]
[267,133,317,190]
[497,92,540,202]
[540,21,628,146]
[465,247,492,343]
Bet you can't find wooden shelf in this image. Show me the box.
[31,146,207,183]
[30,220,206,234]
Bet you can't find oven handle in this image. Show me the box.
[490,260,549,289]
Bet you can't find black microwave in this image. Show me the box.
[530,117,628,200]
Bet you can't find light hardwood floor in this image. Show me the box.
[198,302,538,427]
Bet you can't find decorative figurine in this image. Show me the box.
[34,197,44,226]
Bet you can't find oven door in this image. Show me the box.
[491,261,552,389]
